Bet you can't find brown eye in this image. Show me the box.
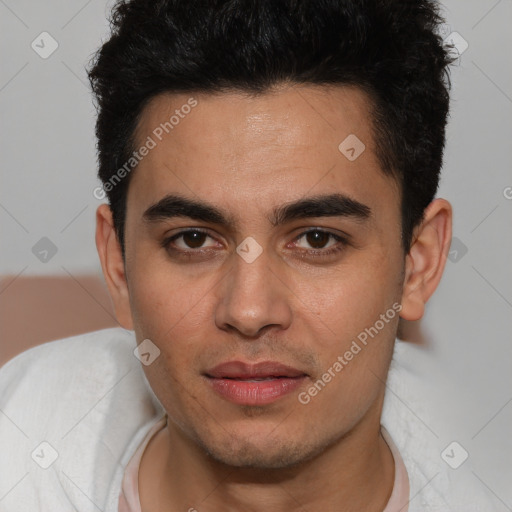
[163,229,217,252]
[293,228,348,258]
[304,230,331,249]
[181,231,207,248]
[295,229,342,252]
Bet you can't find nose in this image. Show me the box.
[214,244,293,338]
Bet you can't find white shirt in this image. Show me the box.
[0,328,500,511]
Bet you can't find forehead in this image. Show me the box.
[127,84,398,223]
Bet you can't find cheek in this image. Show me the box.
[299,299,398,427]
[298,253,401,340]
[128,265,213,415]
[127,244,213,335]
[297,249,401,399]
[127,253,220,376]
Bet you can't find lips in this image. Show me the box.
[206,361,306,379]
[204,361,307,405]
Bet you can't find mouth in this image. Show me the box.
[204,361,308,406]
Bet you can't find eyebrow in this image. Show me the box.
[142,192,371,228]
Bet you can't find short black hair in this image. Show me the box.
[88,0,454,254]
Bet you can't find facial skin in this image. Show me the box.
[96,84,452,511]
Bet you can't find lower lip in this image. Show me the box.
[206,376,306,405]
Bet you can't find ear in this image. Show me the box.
[95,204,134,329]
[400,198,452,321]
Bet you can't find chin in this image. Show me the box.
[205,444,309,469]
[195,429,331,470]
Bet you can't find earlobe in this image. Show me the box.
[400,198,452,321]
[95,204,134,329]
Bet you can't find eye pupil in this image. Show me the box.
[306,230,329,249]
[183,231,206,248]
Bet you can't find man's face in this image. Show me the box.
[122,84,404,468]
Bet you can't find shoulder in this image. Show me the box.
[0,328,164,511]
[383,340,502,512]
[0,327,156,431]
[0,326,136,377]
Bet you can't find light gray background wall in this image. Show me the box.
[1,0,511,508]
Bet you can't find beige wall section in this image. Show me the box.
[0,275,118,368]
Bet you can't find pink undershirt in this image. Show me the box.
[118,417,409,512]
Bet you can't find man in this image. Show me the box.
[0,0,500,511]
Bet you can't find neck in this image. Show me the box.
[139,395,395,512]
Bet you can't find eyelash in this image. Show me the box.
[161,228,348,259]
